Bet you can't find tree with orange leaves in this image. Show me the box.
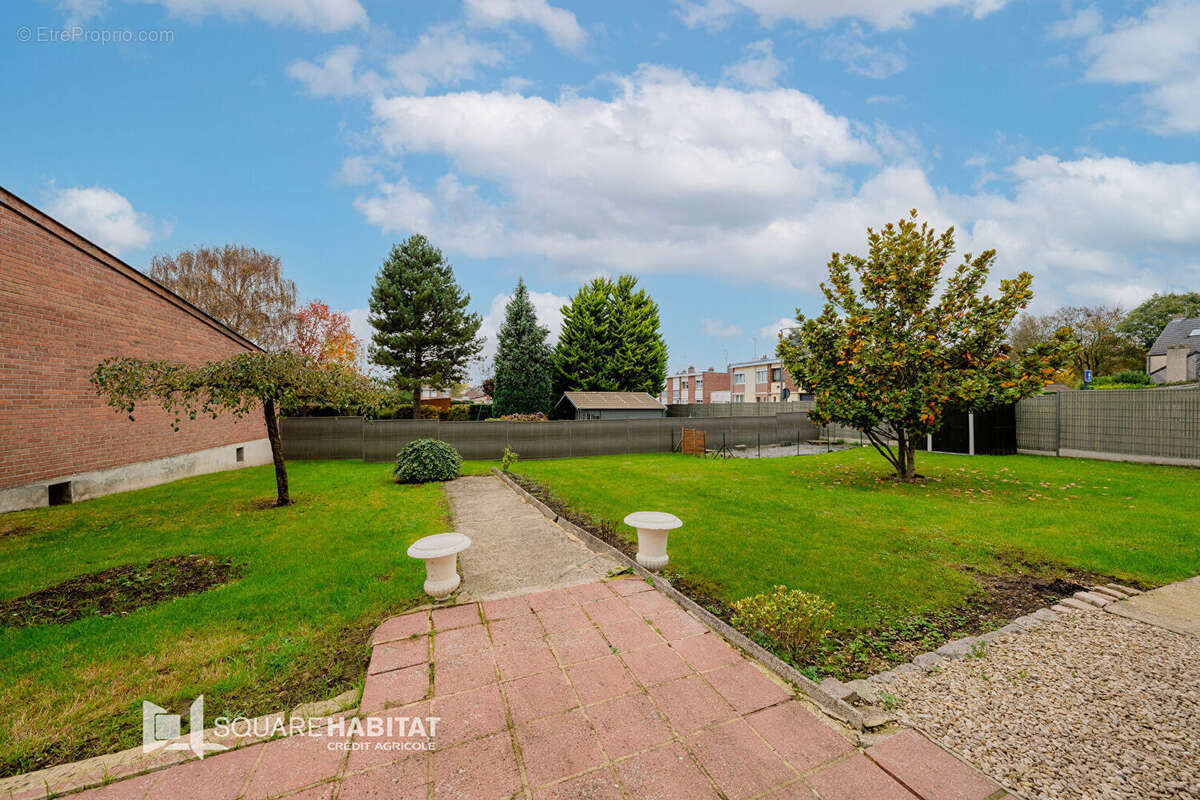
[291,300,362,372]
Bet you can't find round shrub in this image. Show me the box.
[393,439,461,483]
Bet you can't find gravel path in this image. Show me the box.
[876,610,1200,800]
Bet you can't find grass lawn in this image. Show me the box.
[0,460,444,777]
[504,449,1200,675]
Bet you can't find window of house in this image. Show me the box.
[756,368,768,383]
[772,367,783,382]
[734,372,745,384]
[732,393,744,402]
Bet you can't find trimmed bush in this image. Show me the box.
[730,585,834,663]
[445,404,471,421]
[393,439,461,483]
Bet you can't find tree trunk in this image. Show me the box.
[263,397,291,506]
[894,430,919,480]
[412,390,421,419]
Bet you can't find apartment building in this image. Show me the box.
[729,356,804,403]
[660,366,731,405]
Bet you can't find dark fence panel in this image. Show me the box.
[280,416,363,460]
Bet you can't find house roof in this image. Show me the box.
[0,185,262,352]
[1148,317,1200,356]
[557,391,665,410]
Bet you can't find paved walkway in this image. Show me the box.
[445,476,623,601]
[59,577,1004,800]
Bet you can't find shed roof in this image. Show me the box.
[557,391,665,410]
[1149,317,1200,356]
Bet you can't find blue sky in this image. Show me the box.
[3,0,1198,378]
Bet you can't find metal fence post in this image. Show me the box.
[1054,391,1062,457]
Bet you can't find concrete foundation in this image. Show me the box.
[0,438,272,513]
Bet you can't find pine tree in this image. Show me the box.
[368,235,484,418]
[606,275,668,395]
[492,279,554,416]
[552,275,668,401]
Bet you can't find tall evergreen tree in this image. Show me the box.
[492,279,554,416]
[552,275,668,400]
[606,275,668,396]
[368,235,484,418]
[553,278,616,398]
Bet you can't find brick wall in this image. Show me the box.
[0,188,265,491]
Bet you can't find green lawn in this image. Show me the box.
[0,461,444,777]
[505,450,1200,670]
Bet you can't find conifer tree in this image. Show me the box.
[606,275,668,396]
[552,275,668,401]
[368,235,483,418]
[553,278,616,399]
[492,279,554,416]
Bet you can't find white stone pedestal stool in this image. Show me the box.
[407,532,472,599]
[623,512,682,570]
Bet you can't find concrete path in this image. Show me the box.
[445,475,623,601]
[58,578,1005,800]
[1106,575,1200,636]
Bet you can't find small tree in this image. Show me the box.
[150,245,297,350]
[92,352,381,506]
[291,300,362,372]
[779,211,1073,480]
[492,279,554,416]
[368,235,484,418]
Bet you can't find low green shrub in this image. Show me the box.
[445,404,470,421]
[501,447,519,473]
[730,585,834,663]
[393,439,462,483]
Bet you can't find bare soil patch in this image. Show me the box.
[0,555,241,628]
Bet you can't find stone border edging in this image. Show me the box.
[490,468,867,730]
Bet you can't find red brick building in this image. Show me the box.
[0,187,269,512]
[659,366,732,405]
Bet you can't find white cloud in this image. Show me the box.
[1049,5,1102,39]
[58,0,106,24]
[759,316,798,340]
[476,286,568,372]
[675,0,1009,31]
[723,39,786,88]
[287,44,376,97]
[464,0,587,51]
[820,25,908,78]
[135,0,366,32]
[1067,1,1200,134]
[345,65,1200,311]
[45,185,166,254]
[387,25,506,95]
[702,318,743,337]
[288,27,506,99]
[335,155,381,186]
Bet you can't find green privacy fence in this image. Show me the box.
[1015,386,1200,464]
[281,413,821,462]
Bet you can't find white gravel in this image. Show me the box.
[876,609,1200,800]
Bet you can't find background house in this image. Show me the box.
[555,392,666,420]
[728,355,806,403]
[1147,317,1200,383]
[0,187,270,512]
[659,366,731,405]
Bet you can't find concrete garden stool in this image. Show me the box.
[623,512,682,570]
[407,532,471,599]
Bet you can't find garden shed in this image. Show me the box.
[555,391,667,420]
